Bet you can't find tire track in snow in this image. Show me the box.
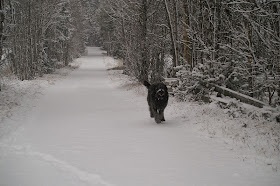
[0,144,115,186]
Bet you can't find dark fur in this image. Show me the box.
[144,81,169,124]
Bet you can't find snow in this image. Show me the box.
[213,84,267,107]
[0,63,80,138]
[0,47,279,186]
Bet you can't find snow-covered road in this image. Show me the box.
[0,47,279,186]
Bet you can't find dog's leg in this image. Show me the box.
[155,115,161,124]
[149,106,154,118]
[159,109,165,121]
[154,109,161,124]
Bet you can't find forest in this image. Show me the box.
[0,0,97,81]
[0,0,280,106]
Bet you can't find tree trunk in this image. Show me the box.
[0,0,4,59]
[121,15,128,74]
[164,0,178,76]
[0,0,4,91]
[214,0,221,61]
[247,19,254,97]
[172,0,179,65]
[140,0,148,82]
[273,4,280,98]
[182,2,191,68]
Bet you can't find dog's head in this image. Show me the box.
[155,84,168,101]
[144,81,169,101]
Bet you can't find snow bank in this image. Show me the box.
[104,57,280,172]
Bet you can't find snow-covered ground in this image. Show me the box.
[0,62,81,138]
[107,69,280,170]
[0,47,279,186]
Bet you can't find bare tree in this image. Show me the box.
[0,0,89,80]
[94,0,280,105]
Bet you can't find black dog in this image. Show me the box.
[144,81,169,124]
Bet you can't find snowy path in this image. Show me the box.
[0,47,279,186]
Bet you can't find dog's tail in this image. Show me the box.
[143,81,151,88]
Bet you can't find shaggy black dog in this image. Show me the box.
[144,81,169,124]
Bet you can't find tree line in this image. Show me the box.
[0,0,99,85]
[95,0,280,105]
[0,0,279,105]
